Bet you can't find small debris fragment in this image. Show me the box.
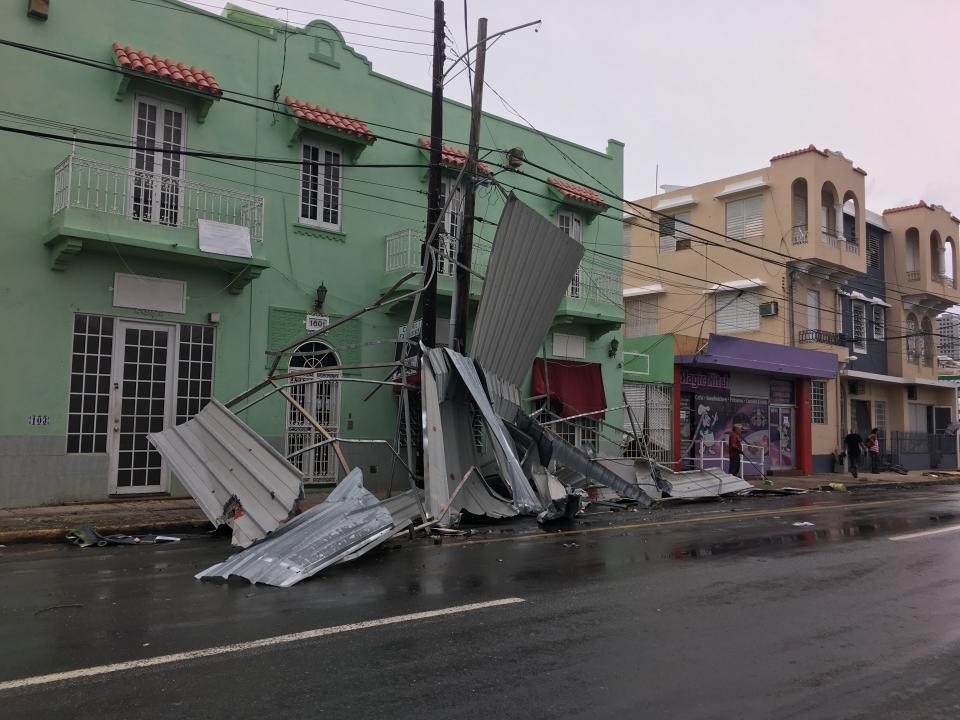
[792,521,815,527]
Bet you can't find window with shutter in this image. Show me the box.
[626,296,659,337]
[867,231,880,268]
[725,196,763,239]
[659,212,691,251]
[715,290,760,333]
[852,301,867,354]
[872,305,885,341]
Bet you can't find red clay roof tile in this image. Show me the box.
[770,144,829,162]
[417,138,491,174]
[883,200,934,215]
[547,177,608,209]
[112,43,221,96]
[286,97,376,143]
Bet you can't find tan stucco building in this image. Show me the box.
[624,145,960,472]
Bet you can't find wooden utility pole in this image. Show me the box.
[450,17,488,353]
[420,0,445,348]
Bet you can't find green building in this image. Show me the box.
[0,0,625,508]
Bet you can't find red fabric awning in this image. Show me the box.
[531,358,607,420]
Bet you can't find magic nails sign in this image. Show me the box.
[680,367,730,396]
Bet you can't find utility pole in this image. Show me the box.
[450,17,487,353]
[420,0,445,348]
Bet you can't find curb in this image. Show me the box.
[0,517,213,545]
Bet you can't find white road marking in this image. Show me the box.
[0,597,525,692]
[889,525,960,542]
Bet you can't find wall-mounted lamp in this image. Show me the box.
[506,147,525,169]
[608,338,620,358]
[314,283,327,314]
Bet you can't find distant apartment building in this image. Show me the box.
[937,313,960,363]
[624,146,960,473]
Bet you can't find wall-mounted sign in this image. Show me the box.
[305,315,329,332]
[398,319,423,341]
[680,367,730,396]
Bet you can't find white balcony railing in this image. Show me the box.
[820,226,839,247]
[792,225,808,245]
[53,155,264,242]
[844,240,860,255]
[906,270,921,282]
[385,228,465,277]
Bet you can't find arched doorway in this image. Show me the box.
[285,340,341,485]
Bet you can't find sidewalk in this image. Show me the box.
[0,487,349,544]
[3,471,960,544]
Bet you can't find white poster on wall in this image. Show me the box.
[198,219,252,258]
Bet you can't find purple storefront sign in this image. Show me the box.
[680,368,730,396]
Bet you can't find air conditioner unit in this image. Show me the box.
[849,380,866,395]
[906,385,918,400]
[759,301,779,317]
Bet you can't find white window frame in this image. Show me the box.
[852,301,867,354]
[725,195,763,240]
[558,209,583,298]
[806,289,820,331]
[811,381,826,424]
[872,305,885,341]
[715,289,760,333]
[299,140,343,230]
[129,95,187,227]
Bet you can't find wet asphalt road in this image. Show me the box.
[4,487,960,719]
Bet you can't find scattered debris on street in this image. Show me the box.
[66,525,182,547]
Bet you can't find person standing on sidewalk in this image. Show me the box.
[729,423,744,477]
[845,427,865,479]
[867,428,881,474]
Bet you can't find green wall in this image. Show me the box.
[0,0,625,505]
[624,335,675,385]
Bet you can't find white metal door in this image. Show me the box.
[108,319,175,494]
[623,381,673,463]
[284,341,342,485]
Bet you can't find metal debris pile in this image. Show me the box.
[148,195,753,587]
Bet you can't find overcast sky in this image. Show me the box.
[193,0,960,212]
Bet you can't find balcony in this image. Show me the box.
[791,225,808,245]
[798,329,846,346]
[46,155,268,291]
[382,228,488,299]
[381,228,623,328]
[906,270,921,282]
[820,226,840,248]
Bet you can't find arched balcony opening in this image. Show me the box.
[946,237,957,288]
[931,230,944,282]
[791,178,808,245]
[820,182,840,246]
[842,191,859,255]
[905,228,920,281]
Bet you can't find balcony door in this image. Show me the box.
[130,96,186,227]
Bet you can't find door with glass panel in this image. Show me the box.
[108,320,176,494]
[284,341,342,485]
[130,96,186,227]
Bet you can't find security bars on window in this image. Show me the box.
[67,314,114,453]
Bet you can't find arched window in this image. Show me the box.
[921,316,935,366]
[906,313,920,363]
[905,228,920,278]
[820,182,839,244]
[842,191,859,246]
[285,340,341,485]
[946,237,957,288]
[791,178,808,244]
[931,230,944,281]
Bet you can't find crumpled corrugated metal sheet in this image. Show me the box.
[470,194,584,387]
[148,399,303,547]
[514,413,654,507]
[196,470,420,587]
[658,468,754,498]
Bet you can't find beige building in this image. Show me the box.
[624,145,960,472]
